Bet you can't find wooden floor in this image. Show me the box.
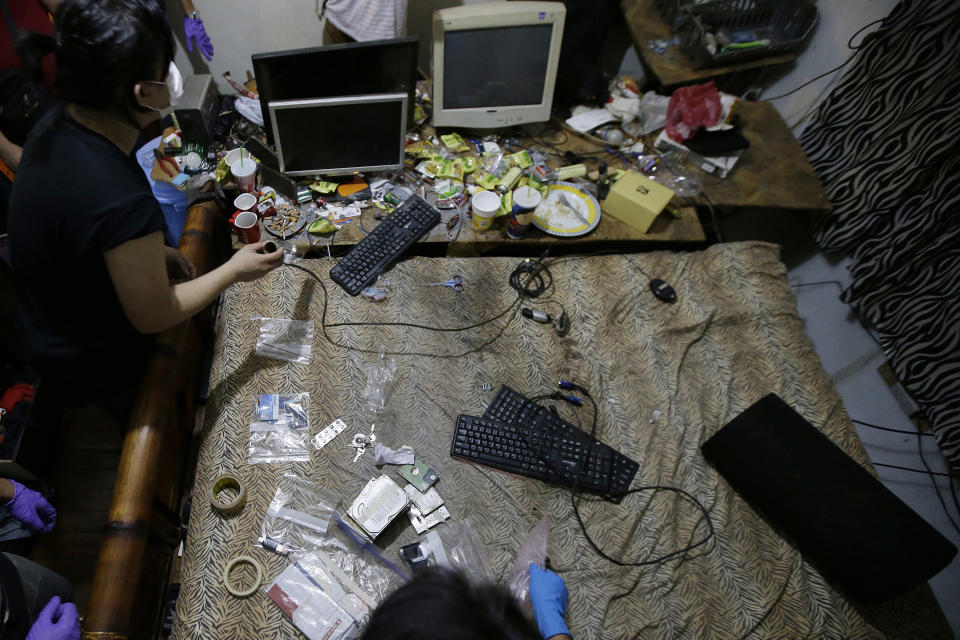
[29,406,123,611]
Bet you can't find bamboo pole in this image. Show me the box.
[82,201,220,638]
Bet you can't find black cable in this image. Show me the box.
[851,418,934,437]
[790,280,844,294]
[699,193,722,243]
[283,255,555,358]
[508,255,553,298]
[763,17,888,102]
[524,386,715,568]
[873,462,958,480]
[914,429,960,535]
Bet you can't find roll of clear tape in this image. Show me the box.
[223,555,263,598]
[211,474,246,515]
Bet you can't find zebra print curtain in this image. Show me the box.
[799,0,960,467]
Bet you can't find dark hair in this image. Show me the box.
[53,0,173,115]
[359,569,542,640]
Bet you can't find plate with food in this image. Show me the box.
[531,182,601,237]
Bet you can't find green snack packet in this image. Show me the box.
[456,156,479,174]
[441,133,466,149]
[527,175,549,197]
[309,180,338,194]
[476,172,500,190]
[498,190,513,216]
[437,159,463,181]
[508,150,533,169]
[308,217,337,234]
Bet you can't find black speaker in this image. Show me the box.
[702,394,957,602]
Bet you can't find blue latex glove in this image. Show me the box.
[5,479,56,533]
[184,17,214,61]
[529,563,570,639]
[26,596,81,640]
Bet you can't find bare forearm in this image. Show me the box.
[179,0,196,15]
[0,133,22,171]
[153,261,237,331]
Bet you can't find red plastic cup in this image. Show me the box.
[232,210,260,244]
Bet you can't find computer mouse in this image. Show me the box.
[649,278,677,303]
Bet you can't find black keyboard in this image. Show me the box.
[330,195,441,295]
[450,386,640,503]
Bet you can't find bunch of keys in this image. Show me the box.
[349,424,377,462]
[350,434,369,462]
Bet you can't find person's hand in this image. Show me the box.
[165,247,197,283]
[183,17,214,61]
[25,596,81,640]
[529,563,570,640]
[226,242,283,283]
[3,479,56,534]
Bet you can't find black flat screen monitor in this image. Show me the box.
[268,94,407,176]
[252,37,418,144]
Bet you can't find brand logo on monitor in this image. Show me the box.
[538,11,545,19]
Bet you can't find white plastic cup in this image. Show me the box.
[471,190,501,231]
[224,147,244,167]
[231,158,257,193]
[234,192,257,214]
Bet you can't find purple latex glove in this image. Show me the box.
[26,596,81,640]
[529,563,570,639]
[184,16,214,61]
[5,479,56,533]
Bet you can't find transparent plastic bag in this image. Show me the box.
[399,518,493,584]
[350,347,397,414]
[265,558,367,640]
[248,422,311,464]
[507,516,549,613]
[322,514,408,596]
[260,474,338,552]
[254,393,310,430]
[253,316,314,364]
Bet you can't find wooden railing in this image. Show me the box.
[82,201,222,639]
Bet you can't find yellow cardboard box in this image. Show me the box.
[601,170,675,233]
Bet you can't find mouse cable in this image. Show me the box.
[282,255,556,357]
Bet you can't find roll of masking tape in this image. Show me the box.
[223,555,263,598]
[211,474,246,515]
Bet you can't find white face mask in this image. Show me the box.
[166,61,184,103]
[144,61,184,111]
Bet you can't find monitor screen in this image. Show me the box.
[442,25,553,109]
[252,37,418,143]
[270,94,406,176]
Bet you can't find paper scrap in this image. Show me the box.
[565,108,618,133]
[373,443,415,466]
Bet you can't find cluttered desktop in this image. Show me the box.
[122,2,955,639]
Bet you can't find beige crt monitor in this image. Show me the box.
[432,1,565,129]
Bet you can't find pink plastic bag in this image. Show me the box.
[665,81,722,142]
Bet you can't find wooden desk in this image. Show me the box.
[622,0,796,88]
[328,204,704,257]
[699,101,831,214]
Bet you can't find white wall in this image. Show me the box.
[165,0,327,94]
[761,0,899,135]
[170,0,506,94]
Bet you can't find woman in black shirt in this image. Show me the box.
[8,0,281,426]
